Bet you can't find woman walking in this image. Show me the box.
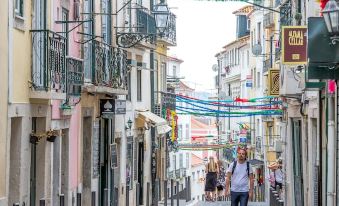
[216,160,226,201]
[205,156,218,201]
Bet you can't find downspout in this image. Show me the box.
[150,50,157,206]
[317,90,322,206]
[327,80,336,206]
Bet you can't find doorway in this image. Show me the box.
[138,142,144,205]
[61,129,70,205]
[292,119,304,206]
[83,117,92,205]
[9,118,22,205]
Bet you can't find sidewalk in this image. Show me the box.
[158,199,198,206]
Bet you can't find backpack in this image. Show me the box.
[231,160,250,177]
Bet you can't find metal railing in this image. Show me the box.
[157,12,177,46]
[66,57,83,96]
[31,30,66,92]
[116,7,156,47]
[92,40,128,90]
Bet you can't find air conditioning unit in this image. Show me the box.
[279,66,302,97]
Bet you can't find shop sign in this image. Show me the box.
[246,75,252,87]
[282,26,307,65]
[268,70,280,96]
[100,99,126,117]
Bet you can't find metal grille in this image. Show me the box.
[66,57,83,96]
[31,30,66,92]
[93,40,128,89]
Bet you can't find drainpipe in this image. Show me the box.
[327,80,336,206]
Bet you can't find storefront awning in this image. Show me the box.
[157,124,172,135]
[136,111,172,135]
[137,111,167,126]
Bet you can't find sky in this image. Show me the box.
[167,0,247,92]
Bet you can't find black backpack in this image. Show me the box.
[231,160,250,177]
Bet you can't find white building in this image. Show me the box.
[190,154,206,202]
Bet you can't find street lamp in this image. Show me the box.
[153,0,170,36]
[322,0,339,44]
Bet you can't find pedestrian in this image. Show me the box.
[216,160,226,201]
[225,148,254,206]
[204,156,218,201]
[274,160,283,191]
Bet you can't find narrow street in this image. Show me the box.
[0,0,338,205]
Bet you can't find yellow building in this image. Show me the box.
[0,0,9,203]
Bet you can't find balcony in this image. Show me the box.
[263,58,271,73]
[30,30,67,100]
[83,40,128,95]
[116,7,156,48]
[263,12,274,28]
[66,57,84,105]
[157,12,177,46]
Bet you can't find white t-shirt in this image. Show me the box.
[275,169,283,183]
[227,161,253,192]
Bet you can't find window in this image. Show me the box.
[257,22,261,44]
[101,0,111,43]
[172,155,176,170]
[186,154,189,169]
[15,0,24,17]
[192,172,195,180]
[247,19,251,30]
[127,72,131,101]
[62,9,69,55]
[161,63,167,91]
[185,124,189,140]
[154,60,159,102]
[173,66,177,77]
[179,153,183,168]
[257,71,260,88]
[178,125,182,140]
[137,70,142,101]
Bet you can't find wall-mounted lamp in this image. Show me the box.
[322,0,339,44]
[153,0,170,36]
[295,65,305,74]
[126,118,133,130]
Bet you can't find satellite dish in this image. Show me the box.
[252,44,262,56]
[212,64,218,72]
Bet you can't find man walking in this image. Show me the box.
[225,148,254,206]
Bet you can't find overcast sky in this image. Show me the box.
[167,0,246,91]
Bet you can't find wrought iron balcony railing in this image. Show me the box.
[263,58,271,73]
[280,0,292,26]
[31,30,66,93]
[66,57,83,97]
[91,40,128,90]
[116,7,156,48]
[157,12,177,46]
[263,12,274,28]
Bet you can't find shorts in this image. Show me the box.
[217,185,224,191]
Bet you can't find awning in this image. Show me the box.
[137,111,167,126]
[136,111,172,135]
[157,124,172,135]
[249,159,264,166]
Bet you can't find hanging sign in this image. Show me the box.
[100,99,126,117]
[282,26,307,65]
[268,70,280,96]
